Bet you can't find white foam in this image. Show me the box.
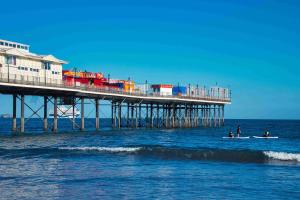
[59,147,141,153]
[264,151,300,162]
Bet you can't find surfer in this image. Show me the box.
[263,129,270,137]
[228,130,234,138]
[237,125,241,137]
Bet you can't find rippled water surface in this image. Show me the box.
[0,119,300,199]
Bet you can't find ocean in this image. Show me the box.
[0,119,299,200]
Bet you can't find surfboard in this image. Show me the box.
[253,136,278,139]
[222,136,250,139]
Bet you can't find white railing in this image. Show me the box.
[0,72,231,102]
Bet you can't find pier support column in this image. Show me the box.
[131,103,134,128]
[53,96,57,133]
[204,105,208,127]
[135,104,138,128]
[43,96,48,132]
[95,99,99,130]
[72,100,76,130]
[184,104,187,128]
[214,105,216,127]
[146,104,149,128]
[178,106,182,128]
[150,104,153,128]
[189,105,192,128]
[222,105,225,126]
[111,101,114,128]
[156,104,159,128]
[192,105,195,128]
[12,94,17,132]
[210,105,212,127]
[114,102,117,128]
[118,102,121,129]
[172,104,175,128]
[194,105,198,127]
[162,105,165,128]
[218,105,221,127]
[127,103,130,128]
[20,95,25,133]
[202,105,205,127]
[166,105,169,128]
[200,105,204,127]
[139,104,142,127]
[208,105,210,127]
[80,97,84,131]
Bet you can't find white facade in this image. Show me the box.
[151,85,173,96]
[134,84,149,94]
[0,39,67,84]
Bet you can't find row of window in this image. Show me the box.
[17,66,39,72]
[5,56,52,71]
[17,67,60,75]
[0,41,29,50]
[52,71,60,75]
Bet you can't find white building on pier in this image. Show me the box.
[0,39,67,84]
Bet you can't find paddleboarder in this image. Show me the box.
[263,129,270,137]
[237,125,241,137]
[228,130,234,138]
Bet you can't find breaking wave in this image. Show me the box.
[1,146,299,164]
[263,151,300,162]
[59,146,141,152]
[58,146,300,164]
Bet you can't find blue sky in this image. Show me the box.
[1,0,300,119]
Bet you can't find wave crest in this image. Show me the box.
[59,147,141,153]
[264,151,300,162]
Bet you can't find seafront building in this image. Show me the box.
[0,39,231,133]
[0,39,66,84]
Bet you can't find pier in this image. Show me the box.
[0,39,231,133]
[0,75,230,133]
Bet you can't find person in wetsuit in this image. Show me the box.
[263,129,270,137]
[228,130,234,138]
[237,125,241,137]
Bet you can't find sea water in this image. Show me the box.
[0,119,299,199]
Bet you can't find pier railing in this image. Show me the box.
[0,73,231,103]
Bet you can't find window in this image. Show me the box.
[17,45,20,48]
[0,42,3,45]
[12,44,16,48]
[18,66,21,70]
[5,56,16,65]
[4,43,8,46]
[44,62,51,70]
[9,43,13,47]
[25,67,28,71]
[30,68,33,71]
[24,46,28,50]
